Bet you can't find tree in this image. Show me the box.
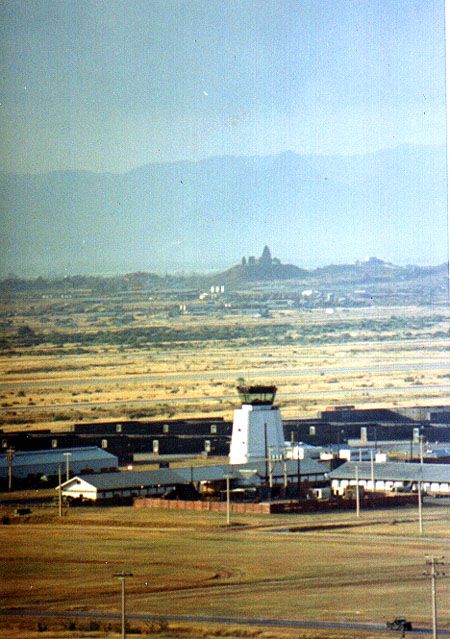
[17,325,35,338]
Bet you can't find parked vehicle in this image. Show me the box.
[386,618,413,632]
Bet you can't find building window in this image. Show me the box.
[116,424,122,433]
[153,440,159,454]
[309,426,316,436]
[210,424,217,434]
[51,439,58,448]
[101,439,108,449]
[163,424,169,434]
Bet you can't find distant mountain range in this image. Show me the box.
[0,144,447,277]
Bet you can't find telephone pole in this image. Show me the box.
[63,451,71,482]
[424,557,446,639]
[113,572,133,639]
[268,446,274,499]
[58,463,62,517]
[6,448,15,491]
[355,464,360,517]
[418,435,424,534]
[224,473,232,526]
[370,449,375,491]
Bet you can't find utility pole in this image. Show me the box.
[268,447,274,498]
[424,557,446,639]
[420,434,424,465]
[58,463,62,517]
[264,423,268,488]
[113,572,133,639]
[355,464,360,518]
[224,474,232,526]
[6,448,15,491]
[370,449,375,491]
[282,450,287,490]
[418,480,423,535]
[63,451,71,482]
[418,435,424,535]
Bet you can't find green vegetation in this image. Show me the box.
[3,315,449,351]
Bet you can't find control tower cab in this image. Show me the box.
[229,385,285,464]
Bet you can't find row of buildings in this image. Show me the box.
[1,402,449,468]
[1,386,449,505]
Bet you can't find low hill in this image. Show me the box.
[313,258,449,283]
[0,254,447,295]
[219,246,309,283]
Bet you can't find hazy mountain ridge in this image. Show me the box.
[1,255,447,294]
[0,144,447,277]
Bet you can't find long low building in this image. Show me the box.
[328,461,450,496]
[59,458,329,502]
[0,446,118,479]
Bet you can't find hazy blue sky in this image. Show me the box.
[0,0,446,174]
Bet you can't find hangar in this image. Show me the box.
[0,446,118,480]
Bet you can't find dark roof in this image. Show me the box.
[237,385,277,394]
[328,461,450,483]
[0,446,117,470]
[320,408,415,423]
[62,458,328,491]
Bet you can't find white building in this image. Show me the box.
[58,458,329,502]
[329,461,450,496]
[229,385,285,465]
[285,443,323,460]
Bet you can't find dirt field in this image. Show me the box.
[1,303,449,431]
[0,503,449,638]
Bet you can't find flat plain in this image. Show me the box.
[0,503,449,638]
[1,294,449,638]
[1,297,449,431]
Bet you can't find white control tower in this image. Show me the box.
[229,385,285,464]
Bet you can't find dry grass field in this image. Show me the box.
[1,296,449,636]
[1,300,449,431]
[0,504,449,638]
